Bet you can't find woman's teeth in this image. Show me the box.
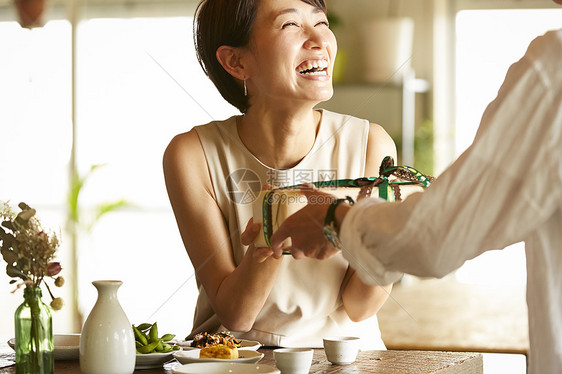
[297,60,328,75]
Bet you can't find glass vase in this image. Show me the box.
[14,286,54,374]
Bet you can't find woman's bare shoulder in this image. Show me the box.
[164,129,207,168]
[164,129,202,158]
[368,123,395,147]
[366,123,397,174]
[163,128,213,195]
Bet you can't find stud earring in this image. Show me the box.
[243,79,247,97]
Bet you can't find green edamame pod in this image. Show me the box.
[156,340,163,352]
[133,325,148,346]
[160,334,175,342]
[156,342,172,353]
[137,340,159,354]
[135,341,143,348]
[136,323,152,331]
[149,322,159,343]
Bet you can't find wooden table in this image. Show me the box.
[0,344,482,374]
[261,349,483,373]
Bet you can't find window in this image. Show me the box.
[455,8,562,155]
[0,20,74,335]
[0,14,239,337]
[0,20,71,207]
[75,16,238,335]
[453,8,562,285]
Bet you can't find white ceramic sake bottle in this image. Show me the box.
[80,280,136,374]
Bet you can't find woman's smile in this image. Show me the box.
[296,59,329,77]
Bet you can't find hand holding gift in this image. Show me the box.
[253,157,433,259]
[270,184,344,259]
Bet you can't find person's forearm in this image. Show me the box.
[213,247,282,332]
[342,271,391,322]
[336,200,392,321]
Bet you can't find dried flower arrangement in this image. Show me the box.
[0,201,64,310]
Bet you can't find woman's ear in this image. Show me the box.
[216,45,247,81]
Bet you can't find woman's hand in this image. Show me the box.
[241,218,277,263]
[270,185,342,260]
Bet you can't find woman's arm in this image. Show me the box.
[340,123,396,321]
[163,130,283,332]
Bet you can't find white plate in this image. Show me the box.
[172,362,280,374]
[176,339,262,351]
[136,350,177,370]
[173,349,263,364]
[8,333,80,360]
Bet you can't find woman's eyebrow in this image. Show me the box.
[274,8,298,19]
[274,6,323,20]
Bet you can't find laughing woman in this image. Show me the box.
[163,0,396,349]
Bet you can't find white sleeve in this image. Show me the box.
[340,31,562,286]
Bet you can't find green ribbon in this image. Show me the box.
[262,190,275,248]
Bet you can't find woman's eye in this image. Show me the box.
[282,22,299,29]
[316,20,330,27]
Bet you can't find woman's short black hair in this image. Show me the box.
[194,0,327,113]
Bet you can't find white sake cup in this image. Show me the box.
[273,348,313,374]
[323,336,360,365]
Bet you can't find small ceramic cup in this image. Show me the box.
[273,348,314,374]
[323,336,360,365]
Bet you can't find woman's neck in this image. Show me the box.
[237,107,322,170]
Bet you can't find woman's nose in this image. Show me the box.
[303,28,331,50]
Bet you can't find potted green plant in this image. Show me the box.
[66,164,131,327]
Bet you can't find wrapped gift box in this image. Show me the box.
[251,182,425,249]
[251,158,433,248]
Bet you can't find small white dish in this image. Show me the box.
[323,336,360,365]
[171,362,280,374]
[176,339,262,351]
[8,333,81,360]
[173,349,263,364]
[135,350,178,370]
[273,348,313,374]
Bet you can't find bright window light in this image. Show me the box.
[454,9,562,285]
[0,20,74,337]
[0,16,239,337]
[74,17,238,335]
[455,9,562,155]
[0,20,71,207]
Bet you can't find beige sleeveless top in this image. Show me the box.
[191,109,385,349]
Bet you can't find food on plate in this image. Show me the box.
[133,322,180,354]
[199,344,239,359]
[190,331,241,349]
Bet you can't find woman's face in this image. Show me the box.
[243,0,337,106]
